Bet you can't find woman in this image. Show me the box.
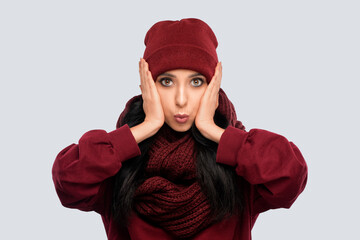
[52,18,308,239]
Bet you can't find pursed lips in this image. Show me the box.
[174,114,189,118]
[174,114,189,123]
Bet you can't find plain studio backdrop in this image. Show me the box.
[1,1,359,239]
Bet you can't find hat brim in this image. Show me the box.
[144,44,218,83]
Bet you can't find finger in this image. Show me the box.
[209,62,221,87]
[218,62,222,87]
[145,60,154,78]
[218,62,222,83]
[139,58,145,87]
[147,70,156,90]
[213,62,222,92]
[215,62,222,83]
[144,61,153,82]
[140,59,149,97]
[139,60,145,95]
[206,63,221,103]
[143,60,153,91]
[208,63,221,95]
[141,59,150,91]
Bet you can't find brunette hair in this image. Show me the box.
[112,97,243,225]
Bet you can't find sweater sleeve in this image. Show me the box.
[216,126,308,215]
[52,124,141,213]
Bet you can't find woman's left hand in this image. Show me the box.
[195,62,225,143]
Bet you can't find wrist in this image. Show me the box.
[144,117,164,130]
[130,121,162,143]
[143,119,163,132]
[198,122,225,143]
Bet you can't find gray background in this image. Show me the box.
[1,0,359,239]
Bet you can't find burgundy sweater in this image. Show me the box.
[52,124,307,240]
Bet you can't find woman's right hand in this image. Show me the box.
[139,58,165,128]
[130,58,164,143]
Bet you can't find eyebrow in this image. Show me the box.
[158,72,204,78]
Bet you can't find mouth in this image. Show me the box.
[174,114,189,124]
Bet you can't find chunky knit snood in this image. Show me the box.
[133,124,212,239]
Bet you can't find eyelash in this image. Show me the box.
[159,78,204,87]
[159,78,173,86]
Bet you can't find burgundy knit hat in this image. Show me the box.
[143,18,218,83]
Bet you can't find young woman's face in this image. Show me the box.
[155,69,208,132]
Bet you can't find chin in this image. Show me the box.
[167,121,192,132]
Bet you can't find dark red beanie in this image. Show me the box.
[143,18,218,83]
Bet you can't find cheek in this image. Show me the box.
[194,88,206,108]
[156,90,172,114]
[190,95,204,113]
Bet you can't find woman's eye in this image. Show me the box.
[160,78,173,86]
[191,78,204,87]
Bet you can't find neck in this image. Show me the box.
[158,123,191,141]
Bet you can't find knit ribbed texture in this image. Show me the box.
[134,124,213,239]
[143,18,218,83]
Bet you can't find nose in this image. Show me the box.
[175,85,187,108]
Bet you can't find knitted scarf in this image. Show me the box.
[133,123,212,239]
[116,88,245,239]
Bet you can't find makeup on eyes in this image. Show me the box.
[158,77,205,87]
[159,78,173,86]
[190,78,204,87]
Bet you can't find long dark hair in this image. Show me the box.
[112,97,243,225]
